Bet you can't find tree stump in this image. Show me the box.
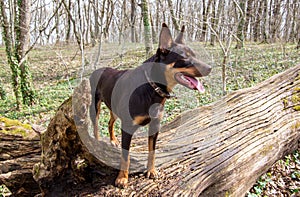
[33,65,300,196]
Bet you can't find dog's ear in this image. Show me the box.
[175,25,185,44]
[159,23,173,50]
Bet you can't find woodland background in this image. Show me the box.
[0,0,300,196]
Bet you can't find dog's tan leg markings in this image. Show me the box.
[108,111,119,146]
[115,152,130,188]
[94,100,101,140]
[147,119,160,179]
[115,129,133,188]
[147,134,158,179]
[132,115,150,126]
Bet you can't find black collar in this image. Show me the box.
[144,70,176,99]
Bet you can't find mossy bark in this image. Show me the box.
[0,0,21,108]
[166,0,180,31]
[140,0,153,57]
[15,0,36,106]
[0,118,40,196]
[0,0,35,108]
[0,81,6,100]
[235,1,245,49]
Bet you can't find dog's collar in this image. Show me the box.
[144,71,176,99]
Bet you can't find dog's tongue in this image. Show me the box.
[186,76,205,93]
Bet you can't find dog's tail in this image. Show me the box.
[89,69,102,127]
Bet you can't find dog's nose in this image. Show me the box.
[192,58,212,76]
[199,63,212,76]
[204,65,212,76]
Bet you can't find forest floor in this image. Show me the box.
[0,42,300,196]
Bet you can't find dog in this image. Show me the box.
[89,23,211,188]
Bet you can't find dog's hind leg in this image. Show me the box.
[115,127,134,188]
[94,99,102,140]
[90,96,101,140]
[89,93,100,140]
[108,110,119,146]
[89,70,102,140]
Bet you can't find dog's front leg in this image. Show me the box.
[115,128,132,188]
[147,118,160,179]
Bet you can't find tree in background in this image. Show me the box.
[0,0,299,101]
[0,81,6,100]
[235,0,245,49]
[0,0,35,108]
[140,0,153,56]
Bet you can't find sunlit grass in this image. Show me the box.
[0,42,299,126]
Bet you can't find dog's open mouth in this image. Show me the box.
[174,73,205,93]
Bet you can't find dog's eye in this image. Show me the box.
[161,49,170,56]
[178,50,185,56]
[173,59,191,68]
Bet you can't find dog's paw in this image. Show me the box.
[110,138,120,147]
[146,168,158,179]
[115,177,128,188]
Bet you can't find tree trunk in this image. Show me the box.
[16,0,36,106]
[235,1,245,49]
[140,0,153,56]
[253,0,263,42]
[202,0,212,42]
[65,0,72,44]
[167,0,180,31]
[261,0,269,43]
[244,0,254,41]
[0,0,21,108]
[1,0,35,107]
[0,81,6,100]
[131,0,136,43]
[210,0,216,46]
[270,0,282,42]
[32,65,300,196]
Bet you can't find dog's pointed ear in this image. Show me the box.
[175,25,185,44]
[159,23,173,50]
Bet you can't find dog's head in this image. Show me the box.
[154,23,212,93]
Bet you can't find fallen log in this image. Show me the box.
[33,65,300,196]
[0,132,41,196]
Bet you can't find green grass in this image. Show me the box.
[0,42,299,126]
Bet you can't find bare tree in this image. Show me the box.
[261,0,269,43]
[0,81,6,100]
[140,0,153,56]
[235,0,245,49]
[130,0,136,43]
[269,0,282,42]
[167,0,180,31]
[201,0,212,42]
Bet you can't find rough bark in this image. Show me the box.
[30,65,300,196]
[140,0,153,56]
[167,0,180,31]
[235,1,245,49]
[0,132,40,196]
[0,0,21,108]
[17,0,36,106]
